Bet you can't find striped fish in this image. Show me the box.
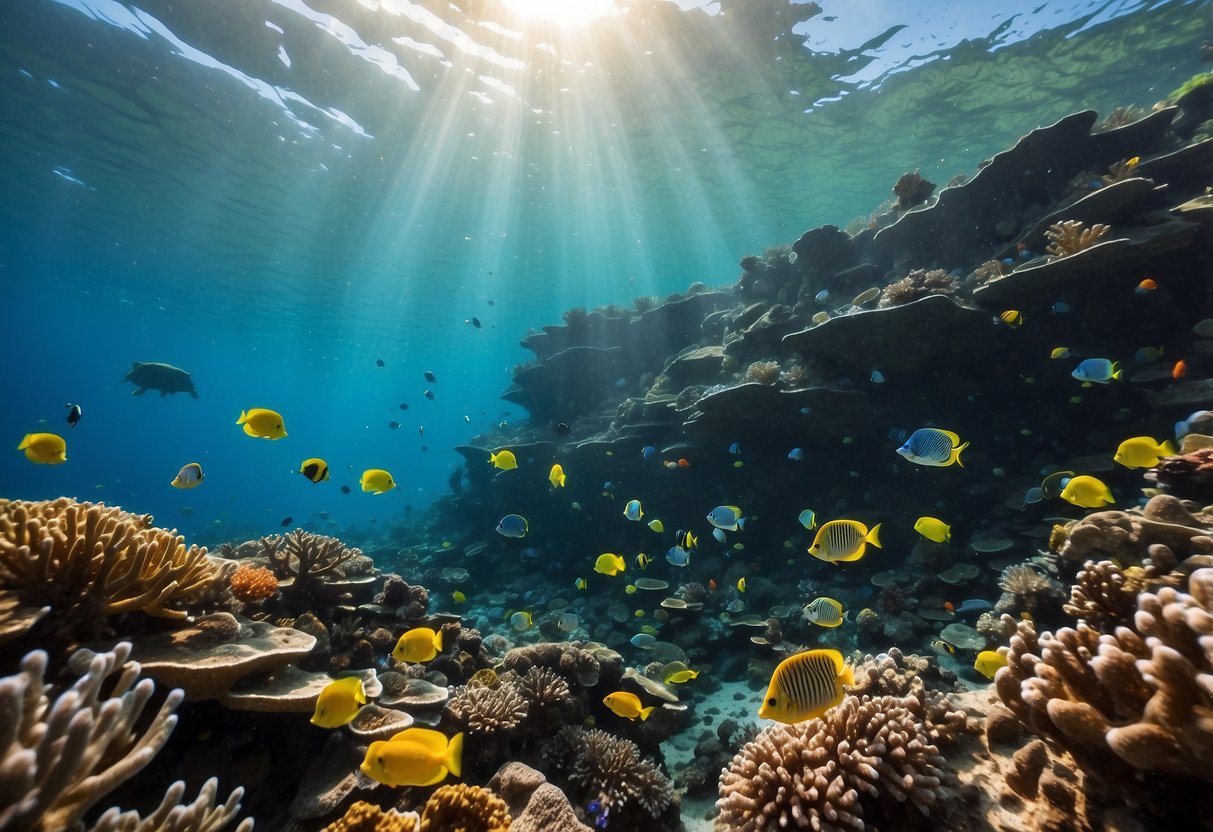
[808,519,881,564]
[758,649,854,724]
[896,428,969,467]
[802,596,845,628]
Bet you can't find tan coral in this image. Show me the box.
[1044,220,1111,256]
[260,529,361,587]
[321,801,419,832]
[1063,560,1139,631]
[446,680,529,734]
[515,666,570,707]
[566,729,673,820]
[1059,494,1213,565]
[0,498,220,638]
[419,784,511,832]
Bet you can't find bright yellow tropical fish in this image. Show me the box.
[603,691,653,721]
[299,458,330,483]
[1059,475,1114,508]
[549,463,566,488]
[489,449,517,470]
[759,649,853,724]
[392,627,442,663]
[594,553,626,576]
[913,516,951,543]
[170,462,204,489]
[736,577,746,593]
[360,728,463,787]
[451,591,466,604]
[1113,436,1176,469]
[647,519,664,533]
[18,432,66,464]
[974,650,1009,679]
[310,676,366,728]
[802,596,845,627]
[808,520,881,564]
[360,469,396,494]
[664,669,700,684]
[236,408,287,439]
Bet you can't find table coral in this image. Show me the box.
[0,498,220,643]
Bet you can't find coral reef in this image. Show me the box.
[1044,220,1111,256]
[447,678,530,734]
[501,642,604,688]
[1059,495,1213,565]
[228,563,278,603]
[743,360,781,385]
[1152,447,1213,502]
[877,268,955,307]
[260,529,362,589]
[0,641,250,832]
[892,170,936,209]
[0,498,220,644]
[418,784,510,832]
[997,564,1064,613]
[547,727,674,829]
[321,801,418,832]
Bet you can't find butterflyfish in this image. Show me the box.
[574,577,587,590]
[360,469,396,494]
[758,649,854,724]
[913,516,951,543]
[647,519,664,533]
[798,509,817,530]
[1050,347,1072,360]
[18,432,66,464]
[495,514,528,538]
[736,577,746,593]
[974,650,1009,679]
[236,408,287,440]
[680,530,698,549]
[897,428,968,467]
[509,611,533,632]
[808,520,882,564]
[636,552,652,568]
[549,463,566,488]
[1071,358,1120,384]
[392,627,443,663]
[1059,475,1114,508]
[665,546,691,567]
[802,596,845,627]
[623,500,644,521]
[451,591,466,603]
[65,403,82,428]
[360,728,463,787]
[594,553,626,576]
[707,505,745,531]
[170,462,204,489]
[310,676,366,728]
[602,691,653,721]
[1114,436,1176,469]
[299,458,330,483]
[999,310,1023,328]
[489,449,517,470]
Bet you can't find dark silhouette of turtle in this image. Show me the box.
[121,362,198,398]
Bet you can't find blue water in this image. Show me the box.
[0,0,1207,547]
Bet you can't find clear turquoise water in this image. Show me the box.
[0,0,1206,545]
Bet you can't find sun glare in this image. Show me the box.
[501,0,615,25]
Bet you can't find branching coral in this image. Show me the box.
[502,643,601,688]
[446,680,529,735]
[419,784,511,832]
[996,568,1213,782]
[260,530,360,589]
[1062,560,1139,631]
[228,563,278,603]
[0,641,250,832]
[998,564,1063,611]
[554,728,673,825]
[878,268,956,307]
[1044,220,1111,256]
[716,691,946,832]
[743,360,781,385]
[0,498,220,640]
[87,778,254,832]
[515,666,570,708]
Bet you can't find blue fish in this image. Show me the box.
[665,545,691,567]
[524,547,540,558]
[798,509,817,530]
[870,370,885,384]
[495,514,528,538]
[642,445,656,460]
[1051,301,1072,315]
[1001,257,1014,266]
[728,442,741,455]
[897,428,968,467]
[788,448,805,461]
[623,499,644,521]
[814,289,830,303]
[955,599,993,615]
[1088,179,1103,189]
[799,407,812,415]
[1071,358,1121,384]
[707,505,745,531]
[712,528,727,544]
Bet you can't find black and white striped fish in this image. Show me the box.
[896,427,969,467]
[802,597,845,628]
[758,648,853,724]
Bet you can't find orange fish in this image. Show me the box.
[1135,278,1157,294]
[1173,360,1187,380]
[708,579,717,591]
[944,601,955,613]
[677,458,691,468]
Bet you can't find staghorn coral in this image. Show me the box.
[996,568,1213,783]
[419,784,511,832]
[260,530,360,589]
[321,801,419,832]
[228,563,277,603]
[1095,105,1147,131]
[998,564,1064,611]
[558,728,673,824]
[878,268,956,307]
[447,679,529,734]
[0,641,250,832]
[1044,220,1111,257]
[716,691,946,832]
[967,259,1006,286]
[0,498,220,641]
[743,360,781,385]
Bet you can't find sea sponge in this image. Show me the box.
[0,498,220,641]
[1044,220,1111,256]
[228,563,278,603]
[321,801,419,832]
[419,784,510,832]
[716,691,946,831]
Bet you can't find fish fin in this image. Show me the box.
[1111,362,1122,380]
[236,410,248,424]
[639,706,655,721]
[950,441,969,467]
[446,732,464,778]
[866,523,882,548]
[736,517,747,530]
[937,429,962,444]
[17,435,30,451]
[433,629,443,654]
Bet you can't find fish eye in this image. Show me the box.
[767,697,777,706]
[377,756,384,765]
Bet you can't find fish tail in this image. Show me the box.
[433,629,444,654]
[950,441,969,467]
[866,523,882,549]
[639,706,655,721]
[736,517,747,530]
[1111,362,1122,380]
[236,410,247,424]
[446,732,464,778]
[1161,440,1177,456]
[17,434,30,451]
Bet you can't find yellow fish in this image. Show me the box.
[1050,347,1072,360]
[602,691,653,721]
[451,591,466,603]
[1059,475,1114,508]
[360,728,463,787]
[594,553,626,576]
[913,516,951,543]
[647,519,664,533]
[681,530,698,550]
[489,449,517,470]
[759,649,854,724]
[360,469,396,494]
[391,627,443,663]
[999,309,1023,328]
[310,676,366,728]
[1113,436,1176,469]
[625,584,638,595]
[549,463,566,488]
[635,553,652,569]
[974,650,1009,680]
[931,639,956,655]
[736,577,746,593]
[808,520,882,564]
[664,669,700,684]
[236,408,287,440]
[18,432,66,464]
[170,462,204,489]
[509,611,533,632]
[299,458,330,483]
[574,577,587,590]
[802,596,845,627]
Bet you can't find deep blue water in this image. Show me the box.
[0,0,1207,547]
